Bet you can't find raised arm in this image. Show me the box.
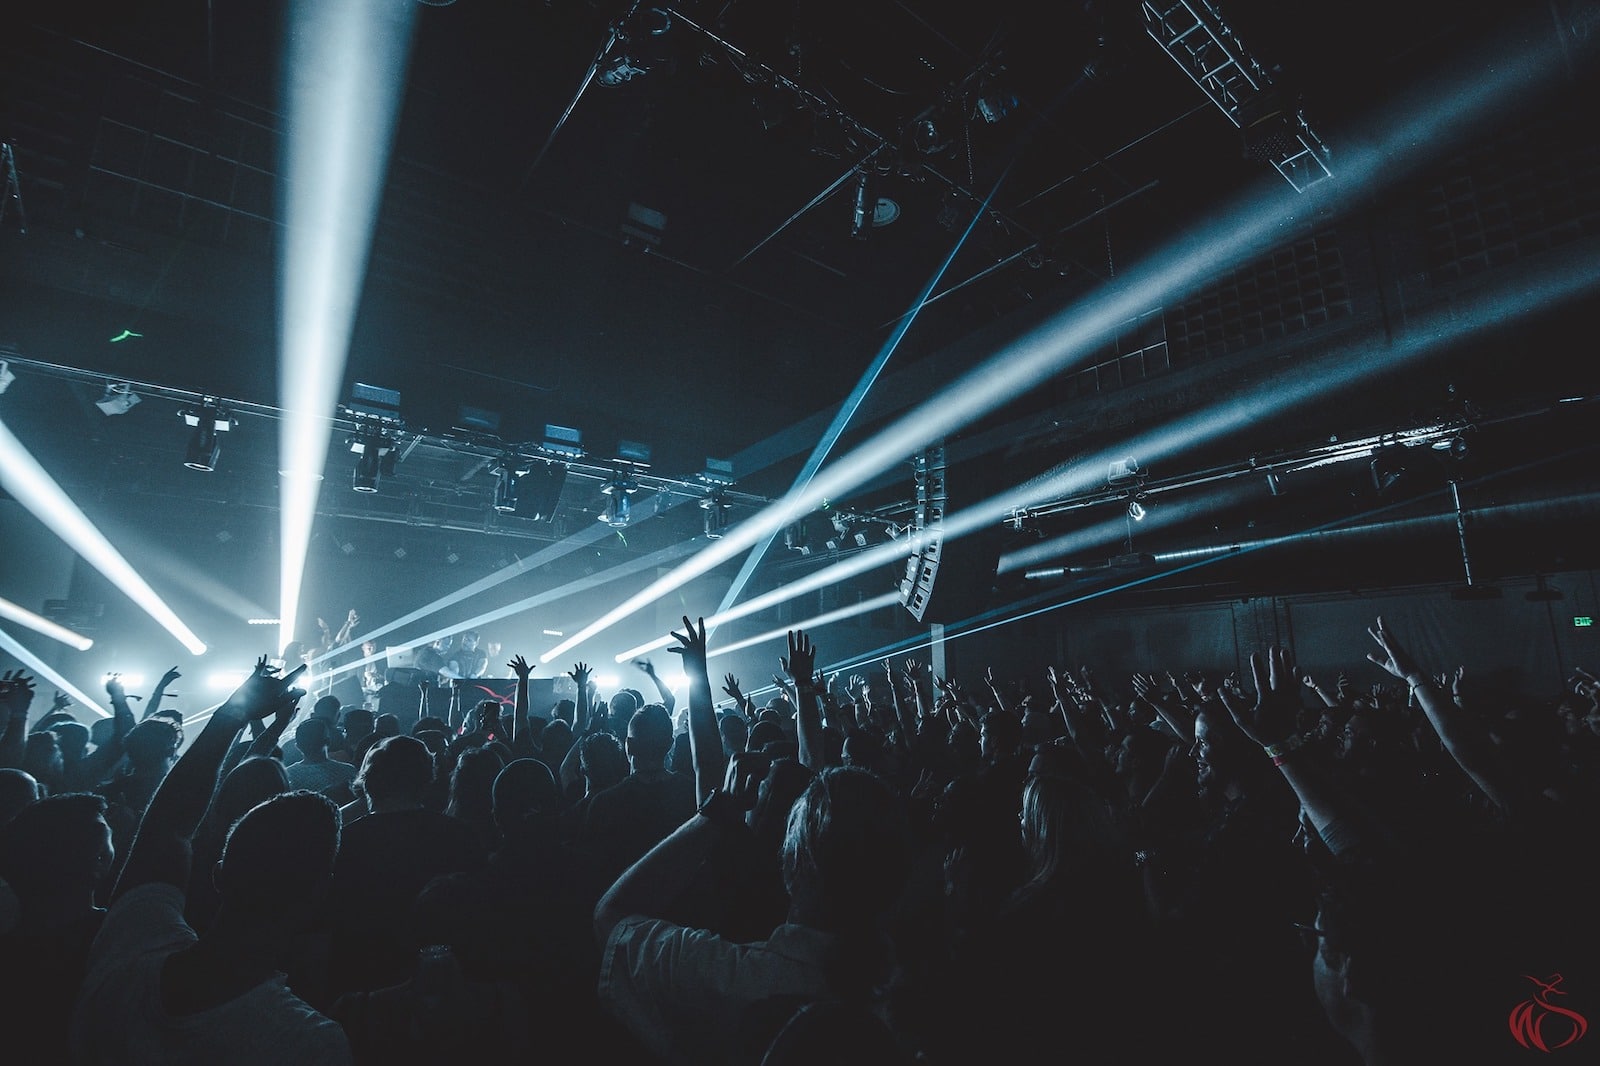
[508,654,536,757]
[593,746,762,948]
[113,658,306,902]
[141,666,181,720]
[0,670,35,769]
[721,673,755,720]
[246,701,297,759]
[786,631,826,770]
[1366,616,1527,813]
[636,658,676,715]
[1222,647,1384,857]
[1133,672,1195,745]
[668,616,720,806]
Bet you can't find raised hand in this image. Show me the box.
[51,691,73,714]
[1226,646,1301,747]
[221,656,308,723]
[1,671,36,717]
[667,616,708,675]
[507,655,532,681]
[105,673,126,701]
[569,661,592,688]
[1365,616,1424,684]
[635,658,657,677]
[782,631,816,686]
[158,667,182,688]
[722,673,744,703]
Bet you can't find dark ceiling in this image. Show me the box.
[2,0,1599,659]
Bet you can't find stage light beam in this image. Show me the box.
[0,416,207,655]
[276,0,419,656]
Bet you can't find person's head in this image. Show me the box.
[0,792,112,906]
[781,767,911,934]
[89,717,116,748]
[460,630,480,651]
[1018,769,1120,890]
[537,718,573,761]
[373,712,400,739]
[492,758,560,835]
[50,721,91,762]
[607,690,640,735]
[750,756,813,842]
[312,695,341,723]
[295,719,331,759]
[840,731,886,774]
[1115,726,1171,780]
[748,719,785,752]
[979,709,1022,762]
[339,708,375,745]
[552,699,576,727]
[718,712,749,757]
[413,716,449,737]
[358,735,435,809]
[625,705,673,773]
[22,731,63,787]
[362,639,378,658]
[122,720,174,777]
[208,757,290,837]
[0,769,41,826]
[1192,707,1249,797]
[215,790,340,930]
[578,732,628,792]
[446,748,503,828]
[946,720,980,774]
[149,708,185,749]
[766,694,795,720]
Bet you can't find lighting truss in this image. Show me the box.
[1142,0,1332,191]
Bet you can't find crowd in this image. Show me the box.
[2,609,1598,1064]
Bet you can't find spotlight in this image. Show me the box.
[784,521,812,555]
[0,360,14,394]
[1370,449,1412,494]
[599,491,633,528]
[700,491,730,540]
[1265,471,1283,496]
[95,383,140,416]
[180,404,233,472]
[1127,498,1147,522]
[516,461,568,522]
[491,460,523,514]
[348,425,392,493]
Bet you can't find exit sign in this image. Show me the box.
[1575,616,1593,628]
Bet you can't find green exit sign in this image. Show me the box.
[1576,616,1593,628]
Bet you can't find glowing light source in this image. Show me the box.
[0,627,109,717]
[0,415,207,654]
[0,595,94,651]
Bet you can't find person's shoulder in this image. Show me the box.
[244,979,353,1064]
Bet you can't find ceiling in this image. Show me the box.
[2,0,1600,659]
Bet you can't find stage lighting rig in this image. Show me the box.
[179,402,234,472]
[348,423,397,493]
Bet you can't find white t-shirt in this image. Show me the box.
[71,882,350,1066]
